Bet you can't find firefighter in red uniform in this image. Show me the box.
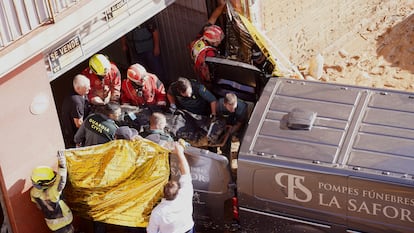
[121,63,167,107]
[30,153,74,233]
[81,54,121,106]
[190,25,225,86]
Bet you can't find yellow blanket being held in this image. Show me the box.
[62,139,170,227]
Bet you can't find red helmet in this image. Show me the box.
[127,64,147,85]
[203,25,224,44]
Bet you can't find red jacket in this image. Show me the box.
[190,38,217,82]
[121,73,166,106]
[81,63,121,104]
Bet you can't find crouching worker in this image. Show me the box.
[216,93,248,158]
[30,153,74,233]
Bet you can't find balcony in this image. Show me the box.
[0,0,81,50]
[0,0,175,79]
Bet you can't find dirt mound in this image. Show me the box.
[298,2,414,91]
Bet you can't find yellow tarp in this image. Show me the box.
[61,139,170,227]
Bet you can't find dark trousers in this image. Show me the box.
[93,221,106,233]
[54,224,74,233]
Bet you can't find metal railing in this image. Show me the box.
[0,0,80,50]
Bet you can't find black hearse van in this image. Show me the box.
[169,57,414,233]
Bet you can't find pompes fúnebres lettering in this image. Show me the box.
[362,189,414,206]
[318,182,359,196]
[277,172,414,225]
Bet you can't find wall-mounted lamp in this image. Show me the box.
[30,93,50,115]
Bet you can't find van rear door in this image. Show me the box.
[206,56,266,101]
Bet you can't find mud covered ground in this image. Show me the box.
[295,2,414,92]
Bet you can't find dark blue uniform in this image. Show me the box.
[168,79,216,116]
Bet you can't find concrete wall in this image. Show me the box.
[156,1,209,83]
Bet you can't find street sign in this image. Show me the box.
[105,0,128,22]
[47,35,83,74]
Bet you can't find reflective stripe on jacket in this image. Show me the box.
[30,171,73,231]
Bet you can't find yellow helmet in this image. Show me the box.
[31,166,56,187]
[89,54,111,76]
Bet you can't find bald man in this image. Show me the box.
[61,74,91,148]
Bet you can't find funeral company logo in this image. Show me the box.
[275,172,312,202]
[274,172,414,225]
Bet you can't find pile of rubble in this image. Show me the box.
[299,3,414,92]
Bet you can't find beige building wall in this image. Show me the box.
[0,1,177,232]
[0,54,64,233]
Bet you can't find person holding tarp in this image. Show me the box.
[73,102,122,233]
[30,153,74,233]
[147,142,195,233]
[62,139,170,232]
